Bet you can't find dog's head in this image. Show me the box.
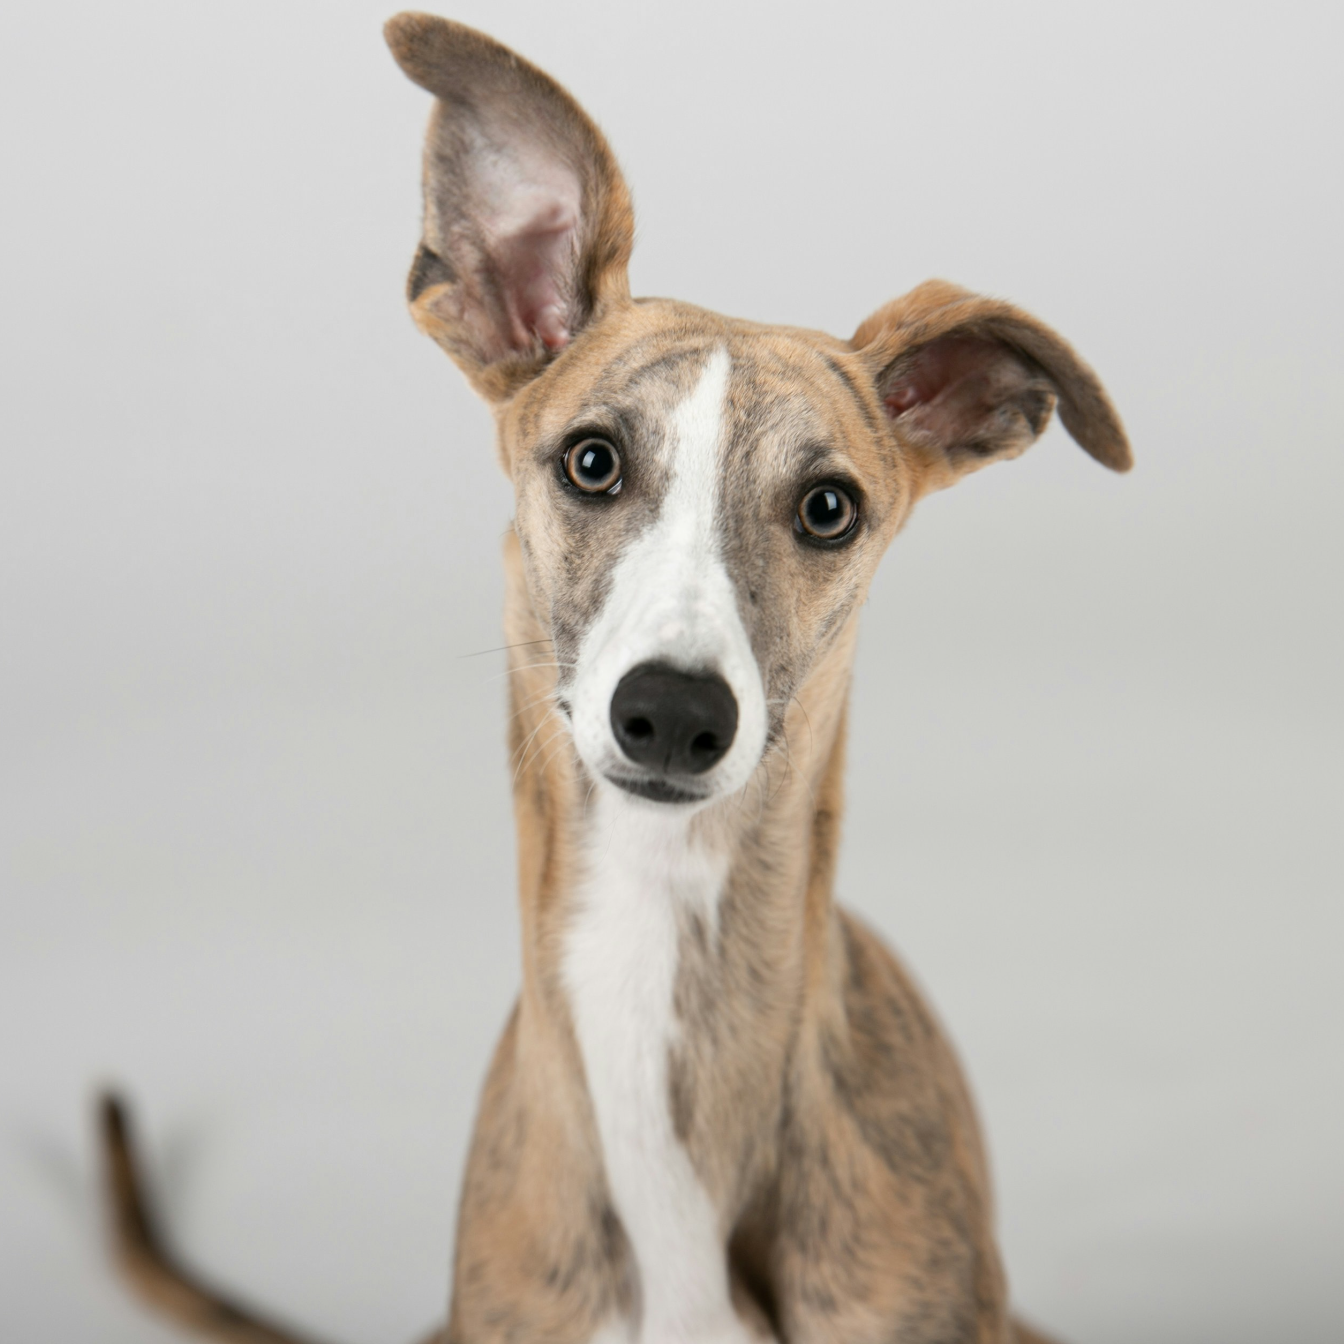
[387,14,1130,810]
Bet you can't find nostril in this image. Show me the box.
[691,731,718,754]
[625,716,655,741]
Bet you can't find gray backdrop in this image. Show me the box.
[2,2,1340,1341]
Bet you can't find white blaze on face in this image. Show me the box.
[564,349,765,1343]
[570,346,768,801]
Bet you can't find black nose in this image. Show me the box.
[610,663,739,776]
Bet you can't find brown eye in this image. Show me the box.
[796,484,857,540]
[564,438,622,494]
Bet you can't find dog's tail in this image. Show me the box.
[98,1091,411,1344]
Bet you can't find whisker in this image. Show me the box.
[511,712,558,782]
[755,757,772,823]
[496,659,577,673]
[458,637,554,660]
[782,726,818,813]
[516,724,568,785]
[507,685,563,724]
[484,660,578,686]
[533,728,574,779]
[790,694,815,757]
[511,724,548,776]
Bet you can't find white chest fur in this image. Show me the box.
[562,794,754,1344]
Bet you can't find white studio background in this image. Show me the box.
[1,3,1340,1342]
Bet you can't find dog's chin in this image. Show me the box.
[606,774,709,806]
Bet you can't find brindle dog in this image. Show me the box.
[100,14,1129,1344]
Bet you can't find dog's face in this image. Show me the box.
[500,308,914,805]
[386,15,1130,809]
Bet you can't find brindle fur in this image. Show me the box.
[99,15,1129,1344]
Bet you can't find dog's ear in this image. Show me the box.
[852,280,1131,493]
[385,14,634,402]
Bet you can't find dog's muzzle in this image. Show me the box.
[607,662,738,802]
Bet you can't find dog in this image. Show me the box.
[100,13,1131,1344]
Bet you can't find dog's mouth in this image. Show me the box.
[605,773,709,805]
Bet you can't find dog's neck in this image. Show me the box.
[498,530,858,1336]
[500,524,855,1149]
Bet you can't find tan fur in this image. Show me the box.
[98,16,1124,1344]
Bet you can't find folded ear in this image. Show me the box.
[852,280,1131,492]
[385,14,634,401]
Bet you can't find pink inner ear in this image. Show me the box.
[882,335,1004,418]
[476,144,584,356]
[494,202,579,352]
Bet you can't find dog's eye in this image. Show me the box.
[564,438,622,494]
[796,484,857,541]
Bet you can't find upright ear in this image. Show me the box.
[385,14,634,402]
[852,280,1131,493]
